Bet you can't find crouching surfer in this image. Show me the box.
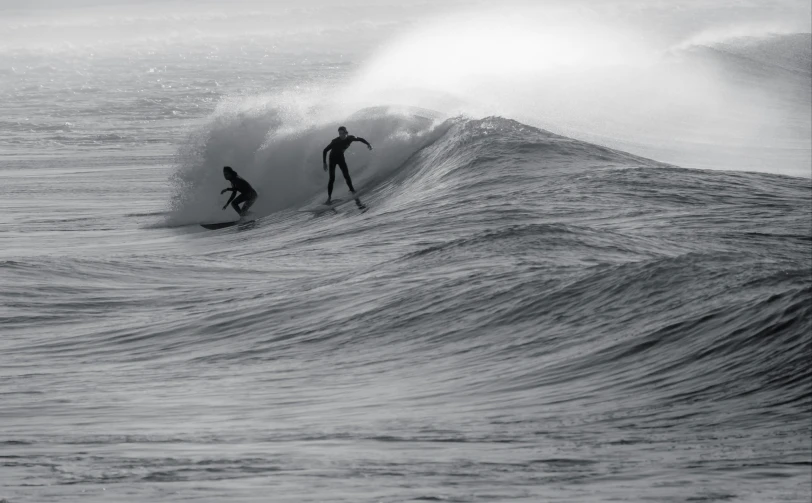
[221,166,257,217]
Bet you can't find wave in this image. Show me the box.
[681,33,812,77]
[167,103,453,225]
[167,95,811,230]
[167,105,669,226]
[161,93,811,374]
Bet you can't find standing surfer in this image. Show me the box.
[322,126,373,204]
[221,166,257,217]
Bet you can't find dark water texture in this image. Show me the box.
[1,115,810,502]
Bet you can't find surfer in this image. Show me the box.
[221,166,257,217]
[322,126,373,204]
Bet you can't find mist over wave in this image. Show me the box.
[4,1,809,176]
[345,9,810,176]
[167,28,810,227]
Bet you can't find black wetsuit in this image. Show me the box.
[323,135,370,198]
[225,174,257,216]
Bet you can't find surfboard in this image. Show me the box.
[200,215,256,229]
[299,191,369,214]
[201,221,241,230]
[299,198,344,214]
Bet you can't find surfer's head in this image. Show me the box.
[223,166,236,180]
[338,126,348,139]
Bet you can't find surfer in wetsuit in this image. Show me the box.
[322,126,373,204]
[221,166,257,217]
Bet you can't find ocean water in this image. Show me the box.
[1,4,811,502]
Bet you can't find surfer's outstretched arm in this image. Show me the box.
[354,137,373,150]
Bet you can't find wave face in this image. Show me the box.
[168,104,450,225]
[2,110,810,502]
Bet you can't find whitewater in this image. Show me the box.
[1,2,810,502]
